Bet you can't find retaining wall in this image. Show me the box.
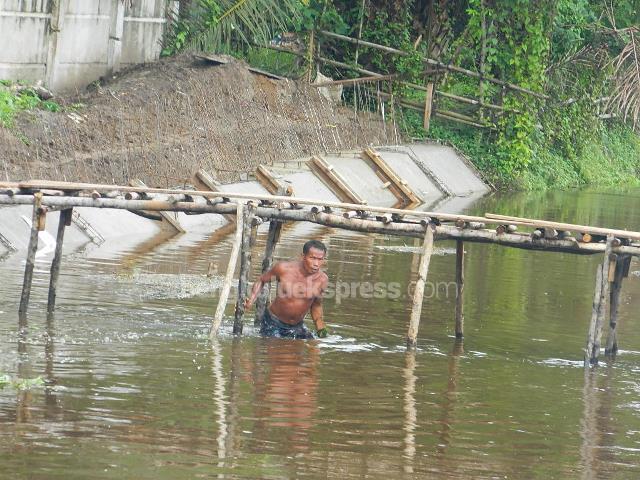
[0,0,176,92]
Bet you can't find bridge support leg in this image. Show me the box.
[210,203,244,339]
[455,240,464,339]
[19,193,44,318]
[47,208,73,313]
[255,219,283,327]
[605,254,631,357]
[407,224,435,348]
[233,203,256,336]
[585,236,614,366]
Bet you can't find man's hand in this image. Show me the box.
[316,327,329,338]
[243,297,253,311]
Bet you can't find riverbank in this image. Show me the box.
[420,117,640,191]
[2,54,639,192]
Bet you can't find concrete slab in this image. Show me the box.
[407,143,489,196]
[323,154,398,207]
[0,204,163,258]
[218,181,270,196]
[373,146,445,207]
[271,171,341,203]
[427,191,488,215]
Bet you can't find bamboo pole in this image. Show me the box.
[317,30,549,99]
[455,239,464,339]
[585,263,603,367]
[585,236,614,366]
[255,220,283,326]
[423,82,434,131]
[1,180,497,224]
[19,192,44,317]
[2,194,640,257]
[233,203,256,335]
[210,203,244,338]
[605,254,631,356]
[485,212,640,242]
[312,73,398,87]
[47,208,73,313]
[407,224,435,347]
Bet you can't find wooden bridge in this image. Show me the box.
[1,175,638,367]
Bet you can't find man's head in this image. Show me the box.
[301,240,327,274]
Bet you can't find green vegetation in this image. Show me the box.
[0,373,45,391]
[0,83,61,128]
[164,0,640,190]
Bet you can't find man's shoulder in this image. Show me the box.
[271,260,297,273]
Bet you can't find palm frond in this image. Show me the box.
[607,29,640,130]
[186,0,301,53]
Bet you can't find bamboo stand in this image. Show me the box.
[585,236,614,366]
[233,203,256,335]
[407,224,435,347]
[210,203,244,338]
[605,254,631,356]
[455,239,464,338]
[47,208,73,313]
[255,219,282,326]
[19,193,44,317]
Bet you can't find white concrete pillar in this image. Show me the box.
[106,0,126,76]
[45,0,68,89]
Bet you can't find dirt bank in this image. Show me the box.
[1,55,396,185]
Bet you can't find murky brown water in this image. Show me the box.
[2,188,640,479]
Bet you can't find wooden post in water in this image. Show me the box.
[19,193,44,317]
[255,219,283,327]
[605,254,631,356]
[47,208,73,313]
[233,203,256,335]
[210,203,244,339]
[455,239,464,338]
[407,223,435,347]
[585,236,614,366]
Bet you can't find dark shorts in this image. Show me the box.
[259,308,314,339]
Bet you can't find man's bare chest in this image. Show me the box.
[277,275,323,300]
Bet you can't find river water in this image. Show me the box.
[1,188,640,479]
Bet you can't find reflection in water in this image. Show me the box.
[253,339,319,453]
[436,340,464,459]
[580,364,618,480]
[403,349,417,474]
[44,312,60,419]
[16,314,32,424]
[210,337,228,471]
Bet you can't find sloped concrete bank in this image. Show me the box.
[0,142,490,263]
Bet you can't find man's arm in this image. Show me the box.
[244,263,280,310]
[310,274,329,336]
[310,297,326,331]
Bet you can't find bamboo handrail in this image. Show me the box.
[2,193,640,255]
[0,180,490,223]
[4,181,640,241]
[485,213,640,242]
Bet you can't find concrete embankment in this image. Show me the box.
[0,142,490,261]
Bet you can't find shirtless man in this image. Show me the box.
[244,240,329,339]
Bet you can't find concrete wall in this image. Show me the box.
[0,0,175,92]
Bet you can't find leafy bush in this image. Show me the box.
[0,85,62,128]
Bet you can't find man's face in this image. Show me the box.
[302,247,326,274]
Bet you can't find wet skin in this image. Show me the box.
[245,247,328,329]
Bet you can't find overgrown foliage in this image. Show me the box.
[164,0,640,190]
